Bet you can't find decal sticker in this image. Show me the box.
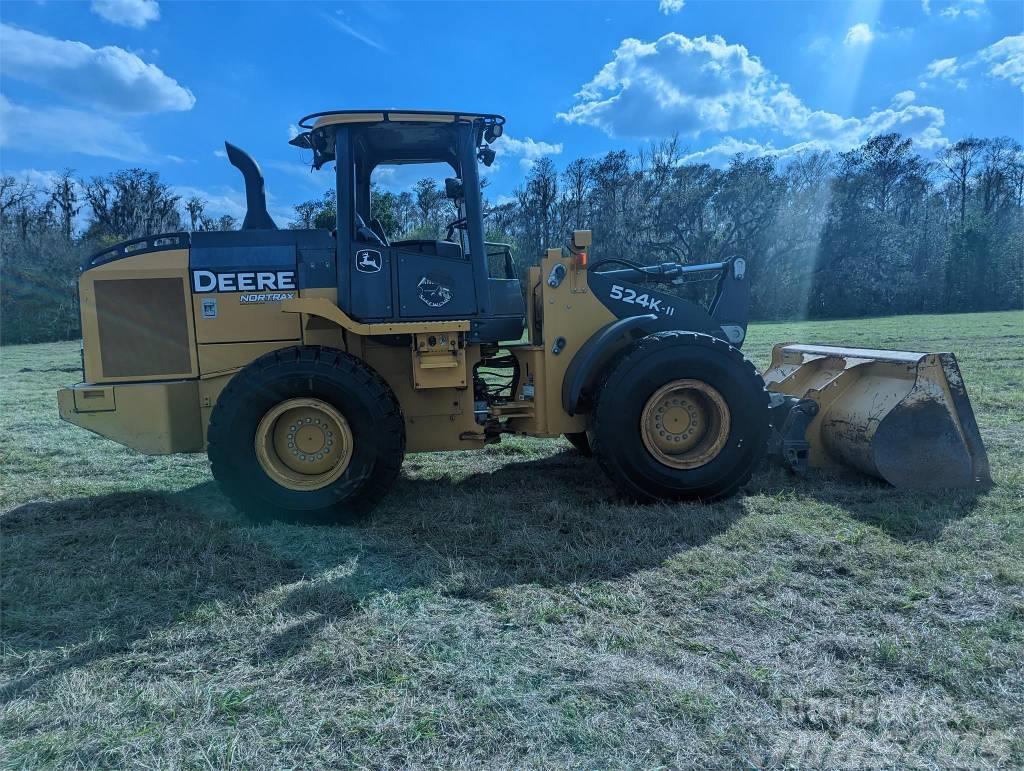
[201,298,218,319]
[191,270,296,293]
[417,274,453,308]
[355,249,382,273]
[609,283,675,316]
[240,292,296,304]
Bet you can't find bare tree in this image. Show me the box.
[941,138,985,229]
[0,176,36,227]
[85,169,182,241]
[185,196,207,231]
[977,137,1019,214]
[561,157,593,230]
[50,171,82,241]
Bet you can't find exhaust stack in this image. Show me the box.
[224,141,277,230]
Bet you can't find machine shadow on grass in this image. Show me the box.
[1,450,985,683]
[0,490,307,698]
[745,465,988,543]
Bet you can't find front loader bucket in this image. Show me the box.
[762,344,991,490]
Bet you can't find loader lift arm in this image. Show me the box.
[586,256,750,346]
[564,256,750,416]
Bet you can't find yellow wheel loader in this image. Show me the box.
[57,110,992,523]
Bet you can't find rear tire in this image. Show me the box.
[590,332,768,502]
[208,346,405,524]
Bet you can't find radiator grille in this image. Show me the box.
[94,277,191,377]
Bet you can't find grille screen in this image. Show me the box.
[95,277,191,377]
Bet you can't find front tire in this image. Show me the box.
[208,346,405,524]
[590,332,768,502]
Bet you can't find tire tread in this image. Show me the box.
[207,345,404,522]
[589,331,768,502]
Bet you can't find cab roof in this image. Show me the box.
[296,109,505,131]
[288,110,505,170]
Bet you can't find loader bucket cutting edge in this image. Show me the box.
[762,343,992,490]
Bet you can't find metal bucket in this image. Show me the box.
[762,344,992,490]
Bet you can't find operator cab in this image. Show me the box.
[290,110,524,342]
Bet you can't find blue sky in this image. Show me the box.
[1,0,1021,225]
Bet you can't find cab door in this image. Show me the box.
[395,246,478,319]
[347,244,394,320]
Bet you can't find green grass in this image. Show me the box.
[2,310,1022,768]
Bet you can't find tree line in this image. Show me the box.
[0,170,234,344]
[1,131,1021,344]
[482,133,1023,320]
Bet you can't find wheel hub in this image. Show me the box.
[641,379,731,469]
[255,398,353,490]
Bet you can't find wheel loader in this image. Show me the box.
[57,110,992,523]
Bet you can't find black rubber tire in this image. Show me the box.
[563,431,592,456]
[207,346,405,524]
[589,332,769,502]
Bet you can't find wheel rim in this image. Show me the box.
[254,398,353,491]
[640,379,731,469]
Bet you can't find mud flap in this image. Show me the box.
[762,344,992,490]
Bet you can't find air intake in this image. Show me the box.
[94,277,191,378]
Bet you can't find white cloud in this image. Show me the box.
[91,0,160,29]
[557,33,947,152]
[174,184,292,226]
[679,137,786,165]
[324,13,387,52]
[0,167,62,190]
[938,0,986,19]
[804,35,832,55]
[213,148,227,158]
[659,0,685,14]
[0,24,194,114]
[978,35,1024,92]
[808,24,908,57]
[921,0,932,14]
[844,23,874,47]
[891,89,916,108]
[678,101,951,167]
[494,135,564,170]
[173,185,247,220]
[925,56,959,78]
[923,35,1022,93]
[288,124,301,140]
[925,62,968,89]
[0,95,152,161]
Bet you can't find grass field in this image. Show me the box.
[1,310,1022,768]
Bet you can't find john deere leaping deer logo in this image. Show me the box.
[355,249,382,273]
[417,274,453,308]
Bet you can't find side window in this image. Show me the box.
[486,243,517,279]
